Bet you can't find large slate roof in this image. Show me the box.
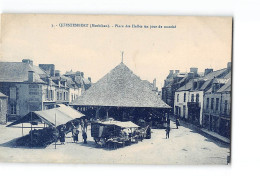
[71,63,170,109]
[177,68,228,91]
[0,62,45,83]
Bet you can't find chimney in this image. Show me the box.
[81,72,84,77]
[204,68,213,76]
[55,70,60,77]
[76,71,81,76]
[153,78,156,88]
[88,77,91,83]
[22,59,33,66]
[175,70,180,74]
[190,67,198,75]
[227,62,231,70]
[169,70,174,75]
[28,71,34,82]
[188,72,194,79]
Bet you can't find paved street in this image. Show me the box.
[0,121,229,165]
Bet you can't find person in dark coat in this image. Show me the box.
[84,119,88,132]
[176,118,180,129]
[146,125,151,139]
[60,125,66,145]
[165,126,170,139]
[80,119,85,132]
[82,131,87,144]
[73,129,79,143]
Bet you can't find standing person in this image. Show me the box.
[146,125,151,139]
[82,130,87,144]
[73,129,79,143]
[84,118,88,132]
[80,119,85,132]
[165,126,170,139]
[60,125,66,145]
[176,118,180,129]
[71,122,77,143]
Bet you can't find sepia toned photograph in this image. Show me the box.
[0,14,232,165]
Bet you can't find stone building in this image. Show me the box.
[0,59,51,120]
[202,72,231,138]
[0,59,84,121]
[161,68,199,114]
[0,92,8,124]
[174,63,231,126]
[64,70,92,92]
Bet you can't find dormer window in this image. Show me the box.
[193,81,198,90]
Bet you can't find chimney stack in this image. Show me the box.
[153,78,156,88]
[175,70,180,74]
[204,68,213,76]
[22,59,33,66]
[55,70,60,77]
[190,67,198,75]
[28,71,34,82]
[227,62,231,70]
[188,72,194,79]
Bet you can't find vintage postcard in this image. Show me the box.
[0,14,232,165]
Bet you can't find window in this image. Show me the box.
[184,93,186,102]
[177,94,179,102]
[46,89,49,99]
[10,87,17,100]
[224,100,228,114]
[50,90,53,100]
[183,105,186,117]
[206,98,209,109]
[193,82,198,89]
[216,98,219,111]
[211,98,214,110]
[196,93,199,103]
[10,103,17,115]
[191,94,194,102]
[71,94,73,101]
[60,93,62,100]
[57,92,59,100]
[64,92,66,100]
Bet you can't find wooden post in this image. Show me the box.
[30,112,32,147]
[95,107,100,120]
[55,113,57,149]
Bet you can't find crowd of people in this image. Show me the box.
[58,117,180,145]
[58,118,89,145]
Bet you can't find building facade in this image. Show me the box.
[162,68,199,115]
[202,75,231,138]
[174,63,231,127]
[0,59,86,121]
[0,92,8,124]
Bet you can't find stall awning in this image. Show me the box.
[7,105,84,127]
[98,120,139,128]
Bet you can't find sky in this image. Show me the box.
[1,14,232,89]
